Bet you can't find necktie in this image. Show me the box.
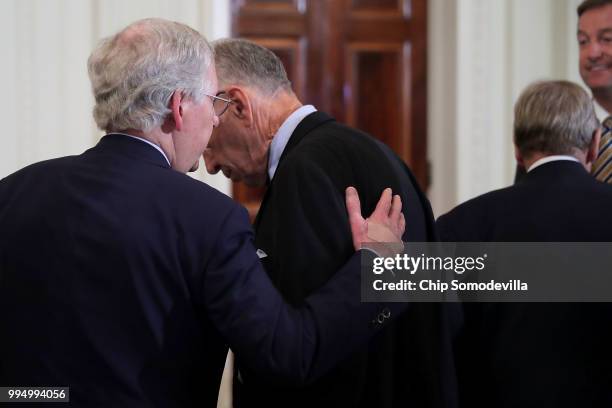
[592,116,612,184]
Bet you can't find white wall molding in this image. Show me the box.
[428,0,583,217]
[456,0,509,204]
[1,1,584,203]
[0,0,231,196]
[0,0,94,179]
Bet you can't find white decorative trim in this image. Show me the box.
[428,0,582,217]
[0,0,231,196]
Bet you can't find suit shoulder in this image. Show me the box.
[299,121,374,151]
[440,186,516,220]
[286,122,389,172]
[2,156,76,177]
[436,186,514,241]
[0,156,80,189]
[151,169,244,219]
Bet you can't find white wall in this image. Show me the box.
[0,0,231,195]
[428,0,583,217]
[1,0,586,208]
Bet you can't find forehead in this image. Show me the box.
[579,4,612,32]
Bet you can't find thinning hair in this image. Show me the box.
[88,18,213,133]
[578,0,612,16]
[212,38,292,95]
[514,80,599,157]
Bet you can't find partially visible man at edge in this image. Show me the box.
[516,0,612,183]
[0,18,409,408]
[205,39,458,408]
[579,0,612,182]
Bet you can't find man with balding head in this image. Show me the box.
[205,39,455,408]
[0,18,407,407]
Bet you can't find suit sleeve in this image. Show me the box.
[202,204,406,385]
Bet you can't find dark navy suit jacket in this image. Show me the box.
[437,161,612,408]
[0,134,401,407]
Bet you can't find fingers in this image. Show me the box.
[347,186,405,251]
[372,188,392,221]
[346,186,366,250]
[345,186,362,220]
[389,194,404,238]
[390,194,402,222]
[398,213,406,238]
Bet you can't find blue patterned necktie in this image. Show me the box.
[592,116,612,183]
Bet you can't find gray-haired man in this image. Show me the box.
[205,39,454,408]
[0,18,406,407]
[438,80,612,407]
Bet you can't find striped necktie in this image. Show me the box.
[592,116,612,183]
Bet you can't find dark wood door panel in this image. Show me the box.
[348,0,409,16]
[345,42,412,164]
[236,0,305,13]
[231,0,428,219]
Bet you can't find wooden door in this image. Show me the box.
[231,0,427,218]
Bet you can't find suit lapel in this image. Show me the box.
[254,111,335,230]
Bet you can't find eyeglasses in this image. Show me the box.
[203,91,233,117]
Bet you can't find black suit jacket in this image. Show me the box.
[0,134,404,407]
[437,160,612,407]
[236,112,458,408]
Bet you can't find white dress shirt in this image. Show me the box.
[267,105,317,181]
[593,99,610,123]
[115,133,171,166]
[527,155,580,173]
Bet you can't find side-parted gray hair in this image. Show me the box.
[514,80,599,157]
[88,18,213,132]
[212,38,291,95]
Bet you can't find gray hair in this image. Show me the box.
[212,38,291,95]
[88,18,213,132]
[514,80,599,157]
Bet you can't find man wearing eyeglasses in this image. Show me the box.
[204,39,457,408]
[0,18,410,407]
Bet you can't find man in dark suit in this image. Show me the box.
[204,39,457,408]
[437,80,612,407]
[0,19,409,407]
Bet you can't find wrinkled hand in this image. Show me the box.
[345,187,405,251]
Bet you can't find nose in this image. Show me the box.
[212,114,220,128]
[586,41,603,60]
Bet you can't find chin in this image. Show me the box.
[584,73,612,90]
[189,162,200,172]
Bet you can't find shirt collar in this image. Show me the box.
[527,155,580,173]
[113,133,171,166]
[268,105,317,181]
[593,99,610,123]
